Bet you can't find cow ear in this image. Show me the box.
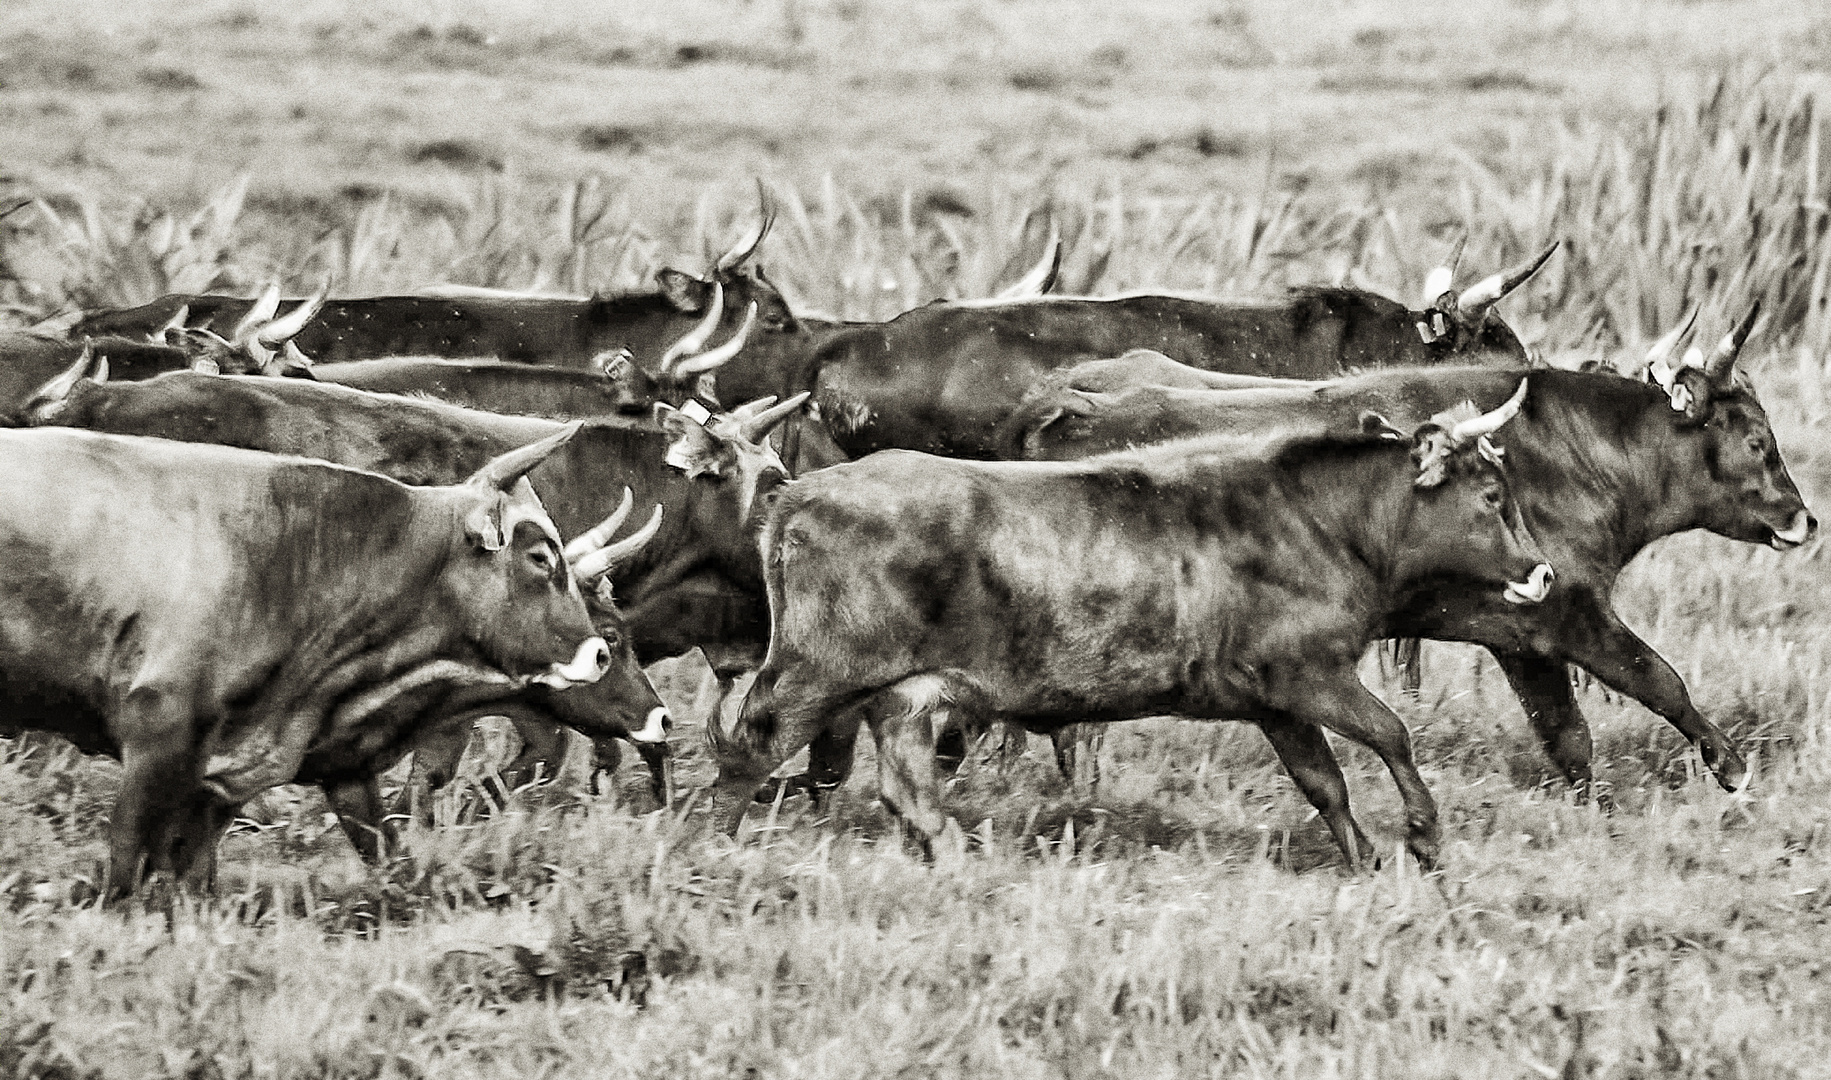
[1358,411,1404,440]
[464,501,506,552]
[1672,368,1713,425]
[1410,426,1453,489]
[655,402,728,478]
[656,268,709,313]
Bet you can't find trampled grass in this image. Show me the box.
[5,1,1831,1076]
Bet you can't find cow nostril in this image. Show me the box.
[591,639,610,676]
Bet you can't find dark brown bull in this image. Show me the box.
[70,217,801,389]
[992,310,1816,799]
[708,390,1552,868]
[0,425,605,896]
[798,244,1556,460]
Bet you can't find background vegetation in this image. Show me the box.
[2,1,1830,1076]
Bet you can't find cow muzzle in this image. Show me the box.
[631,706,672,744]
[532,637,611,689]
[1504,563,1555,606]
[1770,508,1817,551]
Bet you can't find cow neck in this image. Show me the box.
[1513,372,1684,565]
[1259,437,1409,626]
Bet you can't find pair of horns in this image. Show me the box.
[1645,302,1760,388]
[657,279,758,378]
[1422,238,1559,316]
[564,487,666,583]
[173,281,328,375]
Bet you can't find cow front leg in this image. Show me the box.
[1277,675,1440,870]
[1491,650,1607,807]
[1258,718,1374,870]
[703,668,848,837]
[105,691,199,901]
[500,717,571,794]
[1562,612,1746,791]
[325,777,399,865]
[159,794,238,894]
[1050,723,1105,793]
[864,676,954,856]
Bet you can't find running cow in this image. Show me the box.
[706,386,1554,869]
[801,243,1557,460]
[0,426,607,897]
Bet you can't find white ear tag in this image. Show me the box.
[680,399,713,425]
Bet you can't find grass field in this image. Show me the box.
[4,1,1831,1076]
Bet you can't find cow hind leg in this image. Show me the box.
[1259,718,1375,870]
[1277,675,1441,871]
[863,674,956,857]
[1492,651,1608,808]
[325,777,398,865]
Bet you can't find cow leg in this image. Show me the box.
[1278,676,1440,870]
[160,794,238,894]
[403,719,472,826]
[1491,651,1606,806]
[1050,724,1105,793]
[864,676,954,856]
[105,692,199,901]
[1258,718,1374,870]
[1559,615,1747,791]
[590,737,625,797]
[325,778,398,865]
[705,669,856,836]
[500,718,570,794]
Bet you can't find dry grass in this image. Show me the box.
[5,1,1831,1076]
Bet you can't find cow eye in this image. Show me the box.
[529,546,555,573]
[600,631,621,650]
[1484,488,1504,509]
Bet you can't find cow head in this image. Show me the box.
[1413,241,1557,364]
[1627,304,1817,550]
[594,276,775,414]
[445,424,613,689]
[163,282,327,377]
[654,393,811,526]
[1394,378,1556,605]
[520,489,674,766]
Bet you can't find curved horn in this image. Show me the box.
[564,488,634,563]
[658,280,724,373]
[995,222,1062,300]
[1421,231,1466,306]
[737,391,811,444]
[672,301,757,377]
[153,303,191,345]
[231,283,282,344]
[729,396,780,423]
[1645,304,1699,375]
[714,183,775,273]
[1450,378,1530,443]
[254,282,328,345]
[464,421,583,493]
[571,505,665,583]
[1704,301,1761,381]
[22,343,103,419]
[1455,241,1559,313]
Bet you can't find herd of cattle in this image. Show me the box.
[0,203,1817,898]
